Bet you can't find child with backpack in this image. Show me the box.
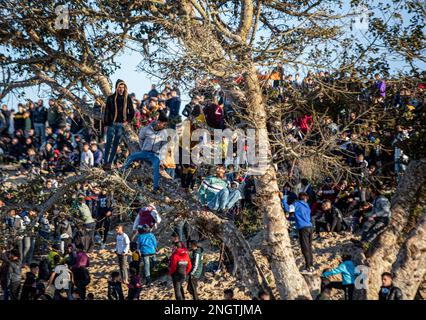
[131,204,161,239]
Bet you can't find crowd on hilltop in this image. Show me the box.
[0,68,424,300]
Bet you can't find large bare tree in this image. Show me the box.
[1,0,425,299]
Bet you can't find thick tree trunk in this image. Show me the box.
[191,209,274,298]
[392,210,426,300]
[244,64,312,299]
[11,166,272,298]
[366,159,426,299]
[120,168,274,298]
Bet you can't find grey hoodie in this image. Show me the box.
[138,123,169,156]
[372,195,391,218]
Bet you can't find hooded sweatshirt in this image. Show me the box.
[138,122,169,155]
[292,200,313,230]
[169,247,192,277]
[104,80,135,126]
[137,232,157,256]
[132,206,161,231]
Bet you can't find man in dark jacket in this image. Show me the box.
[32,100,48,144]
[20,263,39,300]
[47,99,67,132]
[148,84,159,99]
[166,90,181,129]
[1,104,11,134]
[282,182,298,206]
[14,104,26,132]
[103,79,135,169]
[187,240,203,300]
[95,189,112,249]
[315,199,347,236]
[379,272,403,300]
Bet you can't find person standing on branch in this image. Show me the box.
[122,111,169,193]
[103,79,135,170]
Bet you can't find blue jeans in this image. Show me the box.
[22,236,35,265]
[123,151,160,190]
[174,220,191,246]
[165,168,175,179]
[54,287,73,300]
[142,254,156,279]
[104,124,125,165]
[2,288,9,300]
[208,188,242,211]
[34,123,46,143]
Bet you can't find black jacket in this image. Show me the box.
[47,106,67,129]
[1,109,11,127]
[107,280,124,300]
[21,272,37,300]
[14,111,26,131]
[104,93,135,126]
[0,112,7,133]
[378,285,403,300]
[32,107,48,124]
[321,207,345,232]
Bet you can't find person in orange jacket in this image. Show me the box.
[169,241,192,300]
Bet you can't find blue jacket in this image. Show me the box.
[323,260,359,285]
[284,200,312,230]
[137,233,157,256]
[167,96,181,117]
[93,149,103,167]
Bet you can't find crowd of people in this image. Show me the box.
[1,67,423,300]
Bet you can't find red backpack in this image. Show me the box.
[138,209,155,228]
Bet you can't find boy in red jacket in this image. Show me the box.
[169,241,192,300]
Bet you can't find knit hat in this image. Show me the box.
[115,79,124,88]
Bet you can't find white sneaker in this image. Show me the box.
[300,267,315,274]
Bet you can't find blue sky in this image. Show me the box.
[2,49,157,109]
[3,48,193,110]
[1,0,424,110]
